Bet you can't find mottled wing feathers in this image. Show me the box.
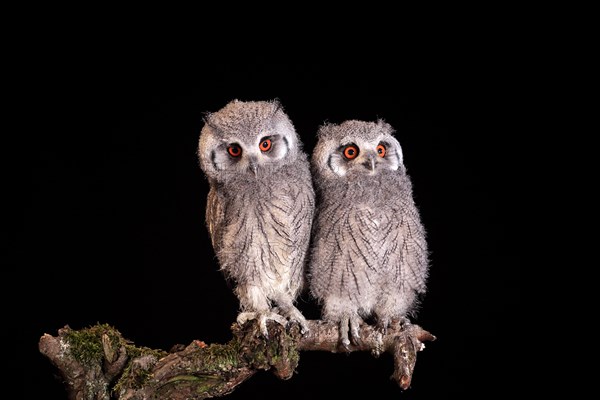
[309,201,381,308]
[205,185,225,255]
[393,197,429,294]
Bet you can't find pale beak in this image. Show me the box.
[363,155,376,172]
[248,157,258,175]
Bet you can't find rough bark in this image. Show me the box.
[39,320,435,400]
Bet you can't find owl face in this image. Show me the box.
[198,99,301,181]
[312,119,404,180]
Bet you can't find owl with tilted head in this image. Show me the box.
[308,119,429,348]
[197,99,314,337]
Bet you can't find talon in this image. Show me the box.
[291,316,310,335]
[341,337,351,351]
[236,311,289,338]
[277,304,309,335]
[339,316,352,351]
[349,315,362,345]
[300,323,309,335]
[289,319,310,335]
[258,315,270,338]
[270,313,288,326]
[376,317,390,334]
[236,312,253,326]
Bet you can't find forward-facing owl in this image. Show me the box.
[308,119,429,347]
[197,99,314,337]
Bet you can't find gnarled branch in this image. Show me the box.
[39,320,435,399]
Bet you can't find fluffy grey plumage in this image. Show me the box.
[197,99,314,336]
[308,119,429,347]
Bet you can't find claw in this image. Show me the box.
[349,315,362,346]
[287,309,310,335]
[237,311,288,338]
[273,305,310,335]
[399,316,412,328]
[258,315,269,338]
[376,316,389,334]
[339,316,351,351]
[338,314,364,350]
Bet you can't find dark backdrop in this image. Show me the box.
[12,46,523,399]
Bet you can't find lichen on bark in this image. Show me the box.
[40,319,434,399]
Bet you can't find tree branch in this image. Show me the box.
[39,320,435,399]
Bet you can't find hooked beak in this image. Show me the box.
[249,157,258,176]
[363,155,376,172]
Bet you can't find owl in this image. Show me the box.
[308,119,429,348]
[197,99,314,337]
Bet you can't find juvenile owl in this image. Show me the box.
[197,99,314,337]
[308,119,429,347]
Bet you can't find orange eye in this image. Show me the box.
[377,144,386,158]
[227,144,242,157]
[259,138,272,152]
[343,144,359,160]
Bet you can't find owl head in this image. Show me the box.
[198,99,302,182]
[311,119,404,181]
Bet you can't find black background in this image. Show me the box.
[11,35,525,399]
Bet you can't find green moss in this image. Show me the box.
[63,321,302,396]
[190,341,241,373]
[63,323,169,367]
[125,344,168,360]
[113,345,168,393]
[114,341,243,396]
[227,320,303,377]
[153,374,224,398]
[61,323,170,396]
[114,361,152,393]
[63,323,116,365]
[166,374,222,392]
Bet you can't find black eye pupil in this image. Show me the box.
[348,149,354,155]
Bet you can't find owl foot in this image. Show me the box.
[376,315,411,335]
[396,316,412,330]
[339,314,363,351]
[273,306,310,335]
[237,311,288,339]
[375,317,391,334]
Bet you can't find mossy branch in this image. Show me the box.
[39,320,435,399]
